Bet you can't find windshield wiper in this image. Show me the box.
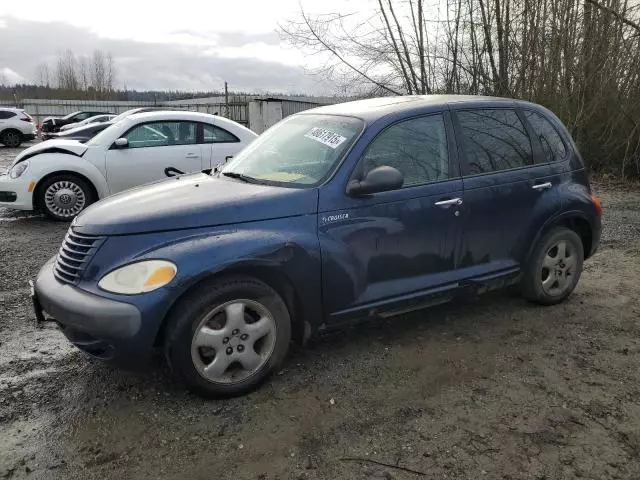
[221,171,262,184]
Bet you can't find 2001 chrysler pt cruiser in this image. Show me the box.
[33,96,602,397]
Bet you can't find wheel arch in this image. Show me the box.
[154,264,309,349]
[0,128,23,144]
[528,211,595,262]
[32,170,100,211]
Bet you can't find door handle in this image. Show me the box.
[532,182,552,190]
[434,197,463,207]
[185,153,200,159]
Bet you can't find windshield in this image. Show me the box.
[85,122,123,146]
[111,108,143,123]
[221,114,363,186]
[63,111,81,120]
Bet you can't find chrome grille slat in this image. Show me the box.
[60,245,85,260]
[53,228,105,285]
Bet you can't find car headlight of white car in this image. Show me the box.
[9,161,29,179]
[98,260,177,294]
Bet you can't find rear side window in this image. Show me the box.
[457,109,533,174]
[360,114,450,187]
[202,123,239,143]
[0,111,16,119]
[524,111,567,163]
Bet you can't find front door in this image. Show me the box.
[106,120,203,193]
[451,106,565,278]
[318,112,464,322]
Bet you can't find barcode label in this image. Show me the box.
[304,127,347,149]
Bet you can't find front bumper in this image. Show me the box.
[34,258,143,361]
[0,173,34,210]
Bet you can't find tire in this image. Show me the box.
[164,276,292,398]
[37,174,96,221]
[522,227,584,305]
[0,130,22,148]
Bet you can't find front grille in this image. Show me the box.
[53,228,105,285]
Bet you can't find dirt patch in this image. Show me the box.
[1,152,639,479]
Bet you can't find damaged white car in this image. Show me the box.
[0,111,257,220]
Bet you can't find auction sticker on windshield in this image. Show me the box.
[304,127,347,149]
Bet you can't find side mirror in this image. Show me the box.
[347,165,404,196]
[114,137,128,148]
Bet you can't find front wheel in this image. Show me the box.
[522,227,584,305]
[38,174,95,221]
[164,276,292,398]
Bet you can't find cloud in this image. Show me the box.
[0,67,25,84]
[0,16,333,94]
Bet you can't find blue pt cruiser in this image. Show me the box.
[33,96,602,397]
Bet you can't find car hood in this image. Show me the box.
[73,173,319,236]
[12,139,88,166]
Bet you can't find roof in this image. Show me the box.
[301,95,525,121]
[126,110,219,123]
[122,109,255,135]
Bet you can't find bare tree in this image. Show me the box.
[78,56,89,92]
[34,63,50,87]
[55,49,79,90]
[281,0,640,179]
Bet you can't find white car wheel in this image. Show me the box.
[39,175,95,221]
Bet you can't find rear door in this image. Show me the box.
[105,120,204,193]
[451,106,565,279]
[319,112,464,321]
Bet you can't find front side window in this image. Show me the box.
[358,114,450,187]
[222,114,363,186]
[202,123,239,143]
[524,111,567,163]
[457,109,533,174]
[125,121,197,148]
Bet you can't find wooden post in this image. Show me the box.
[225,81,229,118]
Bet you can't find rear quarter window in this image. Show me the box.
[0,111,17,119]
[524,110,567,163]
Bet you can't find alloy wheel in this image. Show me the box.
[2,131,21,148]
[190,299,277,384]
[540,240,577,296]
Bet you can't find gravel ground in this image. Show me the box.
[1,144,640,480]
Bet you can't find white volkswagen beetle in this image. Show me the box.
[0,111,257,220]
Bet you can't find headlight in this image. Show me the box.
[9,161,29,179]
[98,260,177,294]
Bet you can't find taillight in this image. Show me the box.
[591,195,603,216]
[20,116,32,122]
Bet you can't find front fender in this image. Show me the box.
[79,216,322,345]
[27,153,109,198]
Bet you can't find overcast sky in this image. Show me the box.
[0,0,368,94]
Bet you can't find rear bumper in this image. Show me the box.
[588,215,602,258]
[34,258,146,363]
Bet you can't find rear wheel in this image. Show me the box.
[522,227,584,305]
[38,174,96,221]
[164,276,291,398]
[0,130,22,148]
